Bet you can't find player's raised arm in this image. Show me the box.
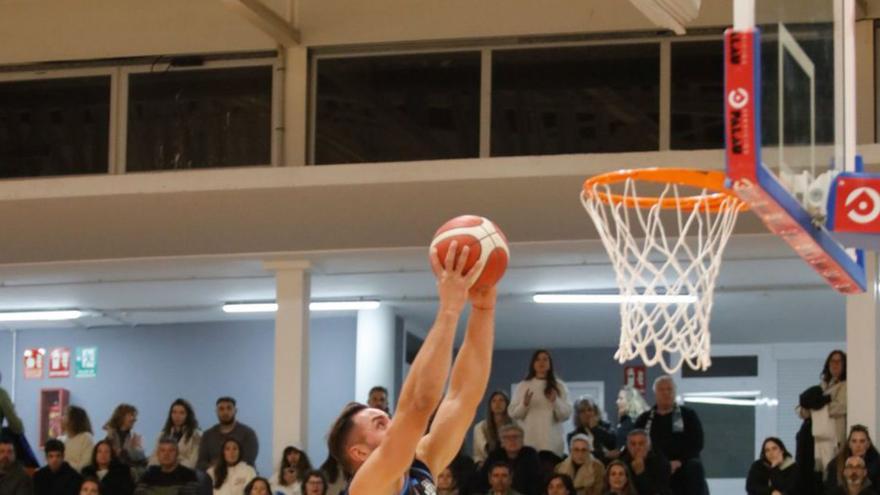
[416,285,497,477]
[333,242,474,495]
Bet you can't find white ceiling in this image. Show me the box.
[0,233,846,348]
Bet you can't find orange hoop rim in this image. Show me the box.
[582,168,747,212]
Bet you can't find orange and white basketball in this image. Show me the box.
[430,215,509,290]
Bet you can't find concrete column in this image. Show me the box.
[846,253,880,433]
[264,260,310,468]
[355,305,397,407]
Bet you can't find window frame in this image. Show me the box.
[0,66,118,176]
[308,34,724,164]
[118,57,280,173]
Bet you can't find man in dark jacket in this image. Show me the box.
[826,456,879,495]
[478,425,542,495]
[634,376,707,495]
[134,438,199,495]
[0,438,32,495]
[620,429,672,495]
[33,439,81,495]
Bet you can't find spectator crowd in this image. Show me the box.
[0,348,865,495]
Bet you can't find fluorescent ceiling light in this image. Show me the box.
[682,396,778,407]
[223,301,381,313]
[0,310,83,322]
[223,303,278,313]
[683,390,761,398]
[532,294,698,304]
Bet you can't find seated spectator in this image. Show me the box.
[634,376,707,495]
[509,350,572,458]
[82,440,135,495]
[61,406,94,473]
[555,434,604,495]
[207,439,256,495]
[568,398,616,464]
[104,404,147,474]
[197,397,259,471]
[0,437,32,495]
[615,387,649,451]
[827,426,880,491]
[367,386,391,415]
[149,399,201,470]
[447,448,476,495]
[826,456,878,495]
[619,430,671,495]
[487,462,523,495]
[474,391,514,467]
[244,477,272,495]
[545,474,576,495]
[300,470,328,495]
[746,437,799,495]
[34,439,82,495]
[271,446,312,495]
[603,461,637,495]
[317,456,344,495]
[134,437,198,495]
[479,424,542,495]
[79,478,101,495]
[437,466,460,495]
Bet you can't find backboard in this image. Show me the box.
[724,0,865,293]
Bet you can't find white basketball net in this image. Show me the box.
[581,176,744,373]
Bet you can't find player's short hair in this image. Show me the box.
[327,402,368,476]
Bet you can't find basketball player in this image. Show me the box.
[328,241,496,494]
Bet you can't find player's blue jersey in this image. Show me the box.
[342,459,436,495]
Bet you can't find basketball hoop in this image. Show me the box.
[581,168,747,373]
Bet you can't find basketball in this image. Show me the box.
[430,215,510,290]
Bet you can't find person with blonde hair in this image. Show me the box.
[615,387,649,450]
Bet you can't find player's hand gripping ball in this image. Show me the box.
[430,215,509,290]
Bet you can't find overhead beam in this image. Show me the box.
[221,0,300,47]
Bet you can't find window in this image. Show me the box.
[759,24,835,147]
[126,66,273,171]
[671,41,724,150]
[0,76,110,178]
[314,51,481,164]
[491,44,660,156]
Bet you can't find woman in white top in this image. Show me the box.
[509,349,573,456]
[60,405,94,472]
[270,445,312,495]
[208,438,257,495]
[472,390,514,466]
[148,398,202,469]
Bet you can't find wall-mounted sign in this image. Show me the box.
[48,347,71,378]
[23,348,46,379]
[624,365,647,394]
[74,347,97,378]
